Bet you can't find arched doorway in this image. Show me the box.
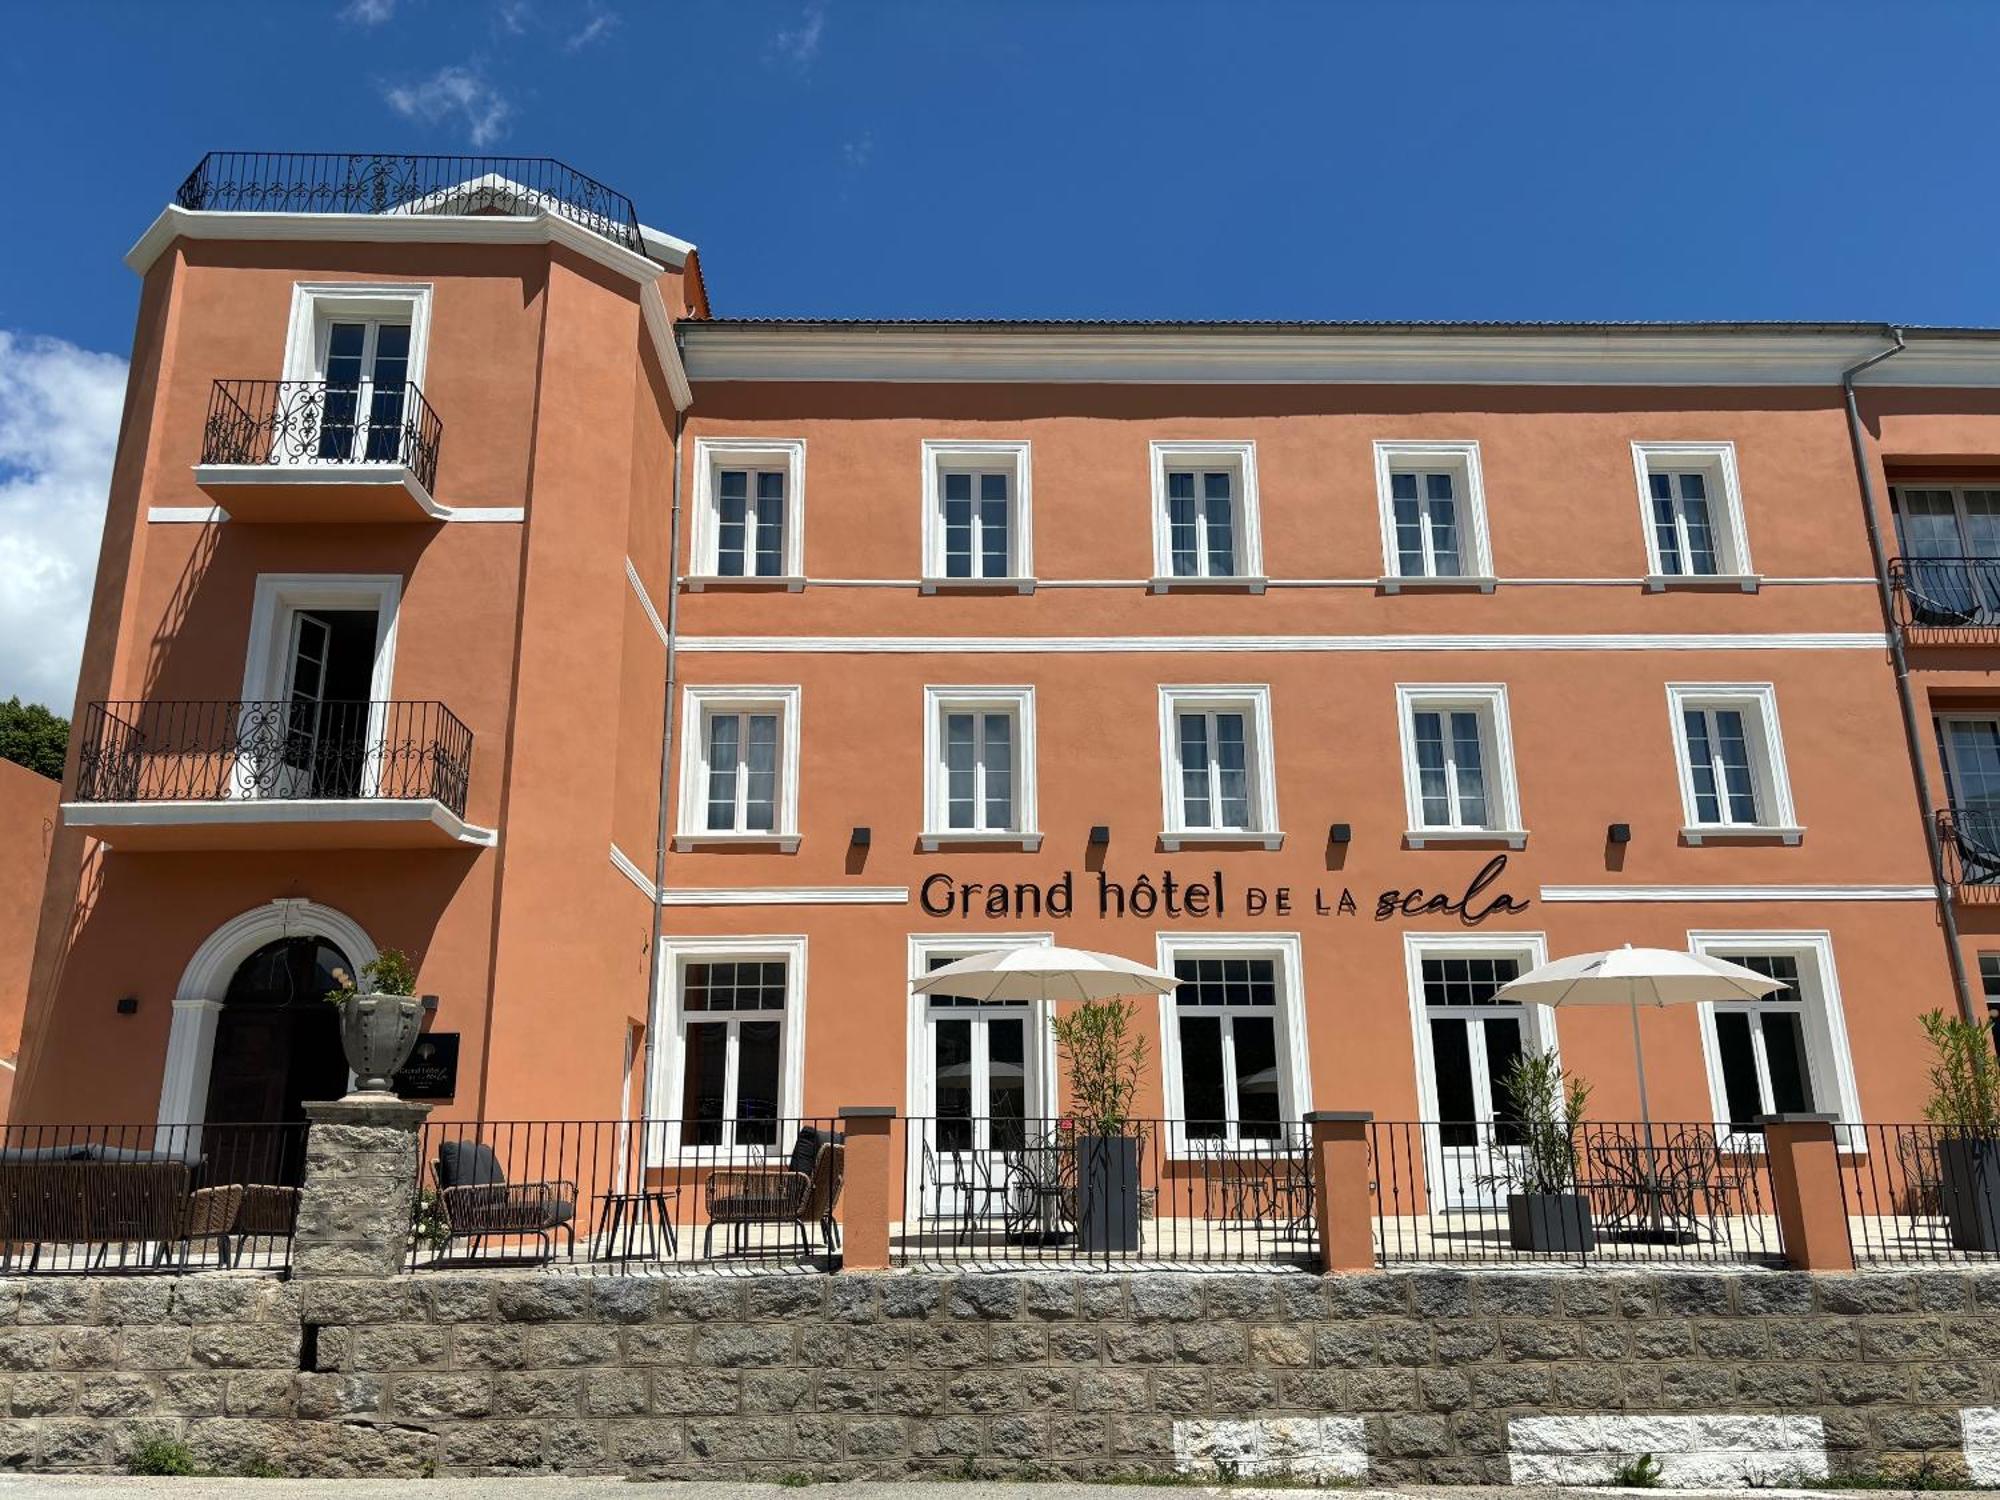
[202,936,352,1125]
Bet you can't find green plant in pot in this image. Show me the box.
[324,948,424,1095]
[1921,1008,2000,1253]
[1484,1048,1596,1253]
[1052,996,1148,1253]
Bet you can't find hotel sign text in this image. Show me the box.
[919,854,1530,929]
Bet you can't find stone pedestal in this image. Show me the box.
[294,1095,432,1279]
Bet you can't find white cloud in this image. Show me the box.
[494,0,531,34]
[382,64,513,148]
[0,333,126,711]
[565,6,617,50]
[770,0,826,69]
[343,0,398,23]
[842,132,873,169]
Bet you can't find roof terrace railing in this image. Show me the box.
[173,152,646,258]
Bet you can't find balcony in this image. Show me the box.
[175,152,646,258]
[64,700,491,850]
[195,379,444,521]
[1937,807,2000,899]
[1887,556,2000,637]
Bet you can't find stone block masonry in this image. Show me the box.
[4,1267,2000,1482]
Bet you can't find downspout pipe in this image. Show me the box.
[1841,327,1979,1024]
[642,373,688,1101]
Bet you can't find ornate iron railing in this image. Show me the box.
[1938,808,2000,890]
[174,152,646,257]
[75,700,472,816]
[204,379,442,494]
[1887,555,2000,631]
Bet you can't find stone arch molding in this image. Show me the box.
[158,898,378,1126]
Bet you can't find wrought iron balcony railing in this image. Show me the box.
[174,152,646,258]
[203,379,443,494]
[1887,555,2000,631]
[1937,807,2000,891]
[75,700,471,818]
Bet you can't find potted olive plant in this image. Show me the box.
[1921,1008,2000,1253]
[325,948,423,1094]
[1488,1048,1596,1253]
[1052,997,1148,1253]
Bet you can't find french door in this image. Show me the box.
[1419,955,1535,1210]
[1894,488,2000,621]
[316,320,412,464]
[1941,717,2000,881]
[920,999,1035,1225]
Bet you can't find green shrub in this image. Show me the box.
[1612,1453,1662,1488]
[129,1436,197,1476]
[325,947,418,1003]
[1921,1008,2000,1132]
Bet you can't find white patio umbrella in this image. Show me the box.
[912,943,1181,1003]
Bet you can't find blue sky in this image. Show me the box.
[4,0,2000,710]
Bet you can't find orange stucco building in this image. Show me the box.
[14,156,2000,1203]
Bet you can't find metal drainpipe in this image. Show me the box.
[1842,326,1979,1024]
[642,373,688,1099]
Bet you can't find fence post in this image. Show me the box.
[1306,1110,1376,1273]
[293,1096,431,1279]
[1759,1112,1853,1272]
[837,1106,896,1272]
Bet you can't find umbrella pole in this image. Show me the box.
[1628,983,1662,1237]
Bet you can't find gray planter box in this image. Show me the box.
[1937,1134,2000,1253]
[1506,1191,1595,1253]
[1075,1134,1142,1253]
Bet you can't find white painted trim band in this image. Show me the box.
[626,559,669,646]
[658,886,911,907]
[678,631,1889,655]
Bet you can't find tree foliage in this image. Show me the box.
[0,698,67,780]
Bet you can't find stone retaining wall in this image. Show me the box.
[2,1267,1997,1483]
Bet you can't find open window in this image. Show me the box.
[238,575,400,801]
[1690,932,1859,1148]
[650,936,807,1161]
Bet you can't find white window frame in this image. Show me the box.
[1373,440,1496,590]
[689,437,807,589]
[674,685,802,851]
[920,439,1034,592]
[1891,483,2000,560]
[1688,930,1861,1151]
[647,935,808,1165]
[1666,683,1802,844]
[905,931,1060,1128]
[920,686,1040,851]
[1395,684,1525,848]
[281,282,433,392]
[1631,441,1756,590]
[1148,441,1265,591]
[1156,932,1312,1159]
[1156,685,1282,850]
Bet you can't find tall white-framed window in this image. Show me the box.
[1373,441,1495,590]
[1157,685,1282,850]
[1156,933,1311,1156]
[1395,684,1525,848]
[279,283,434,472]
[1402,931,1552,1211]
[1689,931,1860,1148]
[690,438,807,587]
[920,686,1040,850]
[674,685,802,850]
[1148,441,1264,590]
[1666,683,1801,844]
[921,440,1032,591]
[649,935,808,1162]
[1631,442,1755,588]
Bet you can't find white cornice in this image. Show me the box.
[676,631,1889,655]
[641,283,694,411]
[679,326,2000,388]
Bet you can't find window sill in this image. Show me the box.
[1378,575,1499,595]
[1646,573,1761,594]
[1404,828,1528,850]
[920,577,1036,595]
[670,833,802,853]
[1681,825,1804,847]
[1149,576,1268,595]
[918,831,1044,853]
[686,575,807,593]
[1159,831,1285,852]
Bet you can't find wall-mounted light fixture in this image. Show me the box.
[1088,825,1111,847]
[115,996,138,1016]
[1328,823,1352,845]
[850,826,872,847]
[1607,823,1632,845]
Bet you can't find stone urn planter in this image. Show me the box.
[337,994,425,1094]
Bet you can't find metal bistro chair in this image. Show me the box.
[704,1126,844,1257]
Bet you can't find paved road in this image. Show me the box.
[0,1483,1984,1499]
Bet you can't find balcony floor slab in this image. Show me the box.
[192,463,442,522]
[61,797,495,850]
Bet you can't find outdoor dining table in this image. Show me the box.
[1589,1137,1717,1243]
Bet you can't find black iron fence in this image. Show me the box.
[1937,808,2000,891]
[1369,1120,1786,1267]
[893,1117,1316,1269]
[205,379,442,495]
[174,152,646,257]
[75,699,473,816]
[1888,555,2000,631]
[1840,1122,2000,1264]
[0,1123,306,1274]
[409,1118,844,1273]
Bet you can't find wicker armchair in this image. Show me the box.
[0,1149,247,1269]
[430,1141,576,1261]
[703,1127,844,1256]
